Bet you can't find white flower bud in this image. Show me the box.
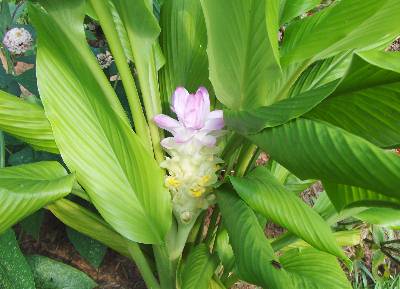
[2,28,33,54]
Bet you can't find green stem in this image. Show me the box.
[88,0,152,148]
[168,216,198,261]
[221,133,243,160]
[136,51,165,164]
[127,242,161,289]
[236,144,257,177]
[270,233,299,251]
[0,131,5,168]
[153,244,176,289]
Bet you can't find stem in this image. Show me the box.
[236,144,257,177]
[153,244,176,289]
[169,219,197,261]
[127,242,161,289]
[221,133,243,160]
[270,233,299,251]
[88,0,152,148]
[137,51,165,164]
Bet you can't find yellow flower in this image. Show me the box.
[165,176,180,189]
[190,186,206,198]
[199,175,211,186]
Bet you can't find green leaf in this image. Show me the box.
[280,248,352,289]
[108,1,134,63]
[248,118,400,201]
[225,80,339,134]
[281,0,400,64]
[279,0,320,25]
[0,161,74,234]
[0,90,58,153]
[110,0,165,142]
[306,52,400,148]
[47,199,131,258]
[8,146,34,165]
[208,279,225,289]
[289,52,352,97]
[20,210,45,240]
[30,0,171,244]
[0,131,4,168]
[217,187,291,289]
[27,255,96,289]
[201,0,281,109]
[324,183,400,212]
[230,167,347,260]
[14,68,39,96]
[285,230,361,251]
[67,228,107,268]
[284,174,315,195]
[355,207,400,229]
[0,65,12,88]
[215,229,235,273]
[160,0,211,105]
[312,191,364,226]
[0,0,11,37]
[0,229,35,289]
[181,244,218,289]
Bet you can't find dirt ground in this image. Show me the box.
[18,213,146,289]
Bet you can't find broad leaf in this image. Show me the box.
[249,118,400,201]
[208,279,225,289]
[280,248,352,289]
[0,229,35,289]
[27,255,96,289]
[279,0,320,25]
[181,244,218,289]
[14,68,39,96]
[312,192,365,226]
[48,199,131,258]
[356,207,400,229]
[225,80,339,134]
[289,52,352,97]
[215,229,235,273]
[201,0,281,109]
[0,90,57,153]
[0,161,74,234]
[0,131,4,168]
[160,0,211,106]
[217,187,291,289]
[67,228,107,268]
[324,183,400,212]
[30,0,171,244]
[306,52,400,148]
[231,167,347,260]
[281,0,400,64]
[285,230,361,251]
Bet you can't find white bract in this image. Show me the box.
[2,27,33,54]
[154,87,224,223]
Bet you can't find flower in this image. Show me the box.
[2,28,33,54]
[96,51,113,69]
[154,87,224,149]
[154,87,224,223]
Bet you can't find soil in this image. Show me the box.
[18,213,146,289]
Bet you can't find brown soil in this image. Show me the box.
[18,213,146,289]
